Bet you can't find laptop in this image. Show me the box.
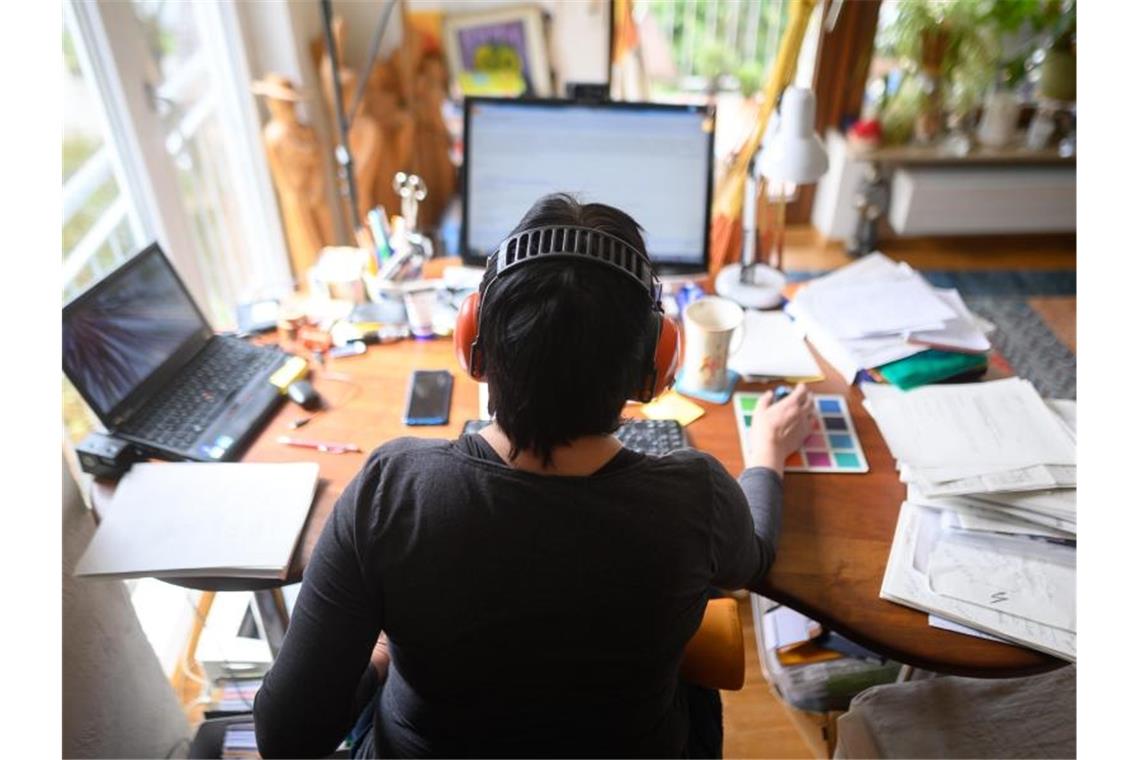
[63,243,291,462]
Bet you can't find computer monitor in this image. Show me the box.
[462,98,715,274]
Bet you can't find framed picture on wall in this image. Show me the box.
[442,5,553,98]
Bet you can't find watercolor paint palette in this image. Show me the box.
[733,393,869,473]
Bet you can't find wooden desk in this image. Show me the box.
[236,331,1061,678]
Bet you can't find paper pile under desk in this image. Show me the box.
[785,253,991,383]
[862,378,1076,660]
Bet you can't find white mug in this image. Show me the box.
[682,296,745,392]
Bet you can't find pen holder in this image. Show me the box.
[309,246,369,304]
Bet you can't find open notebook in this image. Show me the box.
[76,462,319,580]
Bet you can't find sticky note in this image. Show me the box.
[734,392,870,475]
[641,390,705,427]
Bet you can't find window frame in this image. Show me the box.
[65,0,292,320]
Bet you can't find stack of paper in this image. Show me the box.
[863,379,1076,660]
[785,253,992,383]
[76,462,320,580]
[863,379,1076,531]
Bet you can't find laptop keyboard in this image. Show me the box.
[122,339,282,451]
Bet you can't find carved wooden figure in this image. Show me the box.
[408,57,455,229]
[251,74,333,280]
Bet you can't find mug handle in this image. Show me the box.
[728,318,747,356]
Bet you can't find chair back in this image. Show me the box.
[680,597,745,691]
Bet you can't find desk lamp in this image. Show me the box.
[716,87,828,309]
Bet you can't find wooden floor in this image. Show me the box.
[719,228,1076,760]
[781,227,1076,272]
[723,595,818,759]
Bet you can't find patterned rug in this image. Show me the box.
[786,269,1077,399]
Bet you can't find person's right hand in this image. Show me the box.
[745,384,814,476]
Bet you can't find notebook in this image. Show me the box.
[75,462,320,580]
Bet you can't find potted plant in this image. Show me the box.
[878,0,999,145]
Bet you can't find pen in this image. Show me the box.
[277,435,362,454]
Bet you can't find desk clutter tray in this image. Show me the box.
[733,393,869,473]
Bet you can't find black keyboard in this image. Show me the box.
[462,418,688,456]
[122,338,283,451]
[614,419,688,455]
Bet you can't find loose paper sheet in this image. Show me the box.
[796,276,957,339]
[927,533,1076,633]
[880,501,1076,661]
[727,310,823,380]
[861,379,1076,470]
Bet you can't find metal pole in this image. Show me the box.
[320,0,362,231]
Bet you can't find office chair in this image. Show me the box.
[682,597,746,691]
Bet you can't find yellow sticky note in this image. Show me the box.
[641,390,705,426]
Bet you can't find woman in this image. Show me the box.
[254,194,813,757]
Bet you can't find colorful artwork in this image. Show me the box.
[443,6,552,97]
[734,393,870,473]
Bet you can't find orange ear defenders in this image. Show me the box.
[453,225,680,403]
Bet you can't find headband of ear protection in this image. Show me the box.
[453,224,680,402]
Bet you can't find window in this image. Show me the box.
[639,0,793,99]
[62,22,145,302]
[64,0,291,327]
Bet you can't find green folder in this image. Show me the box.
[877,350,989,391]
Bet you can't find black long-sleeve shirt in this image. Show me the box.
[254,435,782,758]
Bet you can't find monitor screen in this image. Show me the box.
[62,246,208,419]
[463,99,715,271]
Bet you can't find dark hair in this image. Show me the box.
[479,193,658,465]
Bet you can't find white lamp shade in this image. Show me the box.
[758,87,829,184]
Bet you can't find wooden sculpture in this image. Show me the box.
[315,5,457,232]
[407,57,455,229]
[368,57,416,216]
[251,74,334,280]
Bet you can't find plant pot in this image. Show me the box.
[976,88,1020,148]
[1039,47,1076,103]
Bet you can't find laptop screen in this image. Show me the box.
[63,246,209,420]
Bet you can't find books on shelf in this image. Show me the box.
[222,720,259,760]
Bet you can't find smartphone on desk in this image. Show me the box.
[403,370,453,425]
